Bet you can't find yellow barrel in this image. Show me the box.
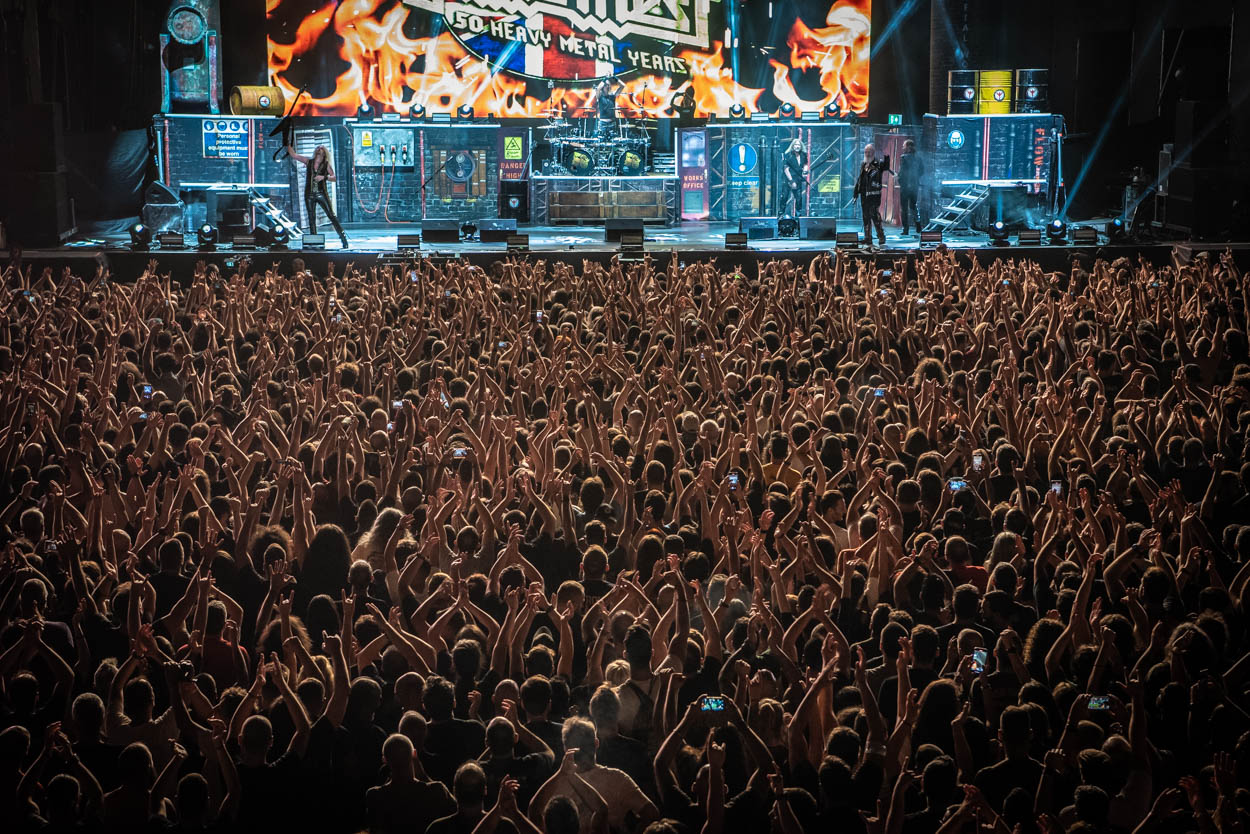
[229,86,286,117]
[977,70,1013,114]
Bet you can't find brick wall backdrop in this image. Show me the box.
[421,126,500,222]
[159,115,343,231]
[157,116,504,229]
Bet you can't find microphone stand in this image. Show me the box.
[270,83,310,162]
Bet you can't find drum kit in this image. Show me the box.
[540,108,653,176]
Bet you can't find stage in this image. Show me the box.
[62,219,1130,253]
[12,219,1239,285]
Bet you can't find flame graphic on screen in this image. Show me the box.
[267,0,870,119]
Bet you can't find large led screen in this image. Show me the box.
[266,0,870,118]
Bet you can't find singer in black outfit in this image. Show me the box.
[781,138,808,217]
[853,143,890,246]
[287,144,349,248]
[898,138,925,236]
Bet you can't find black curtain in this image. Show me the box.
[63,128,151,234]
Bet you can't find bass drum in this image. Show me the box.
[618,147,644,176]
[562,144,593,174]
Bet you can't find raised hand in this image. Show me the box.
[557,747,578,777]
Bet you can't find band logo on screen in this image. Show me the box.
[403,0,709,81]
[266,0,871,119]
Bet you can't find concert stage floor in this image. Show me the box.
[59,219,1159,255]
[12,221,1242,281]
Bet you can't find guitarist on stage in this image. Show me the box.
[781,138,808,217]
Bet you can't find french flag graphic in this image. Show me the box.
[467,14,618,82]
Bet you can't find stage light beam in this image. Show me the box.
[871,0,923,58]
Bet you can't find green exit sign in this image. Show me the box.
[888,114,903,126]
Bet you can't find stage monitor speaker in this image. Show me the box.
[738,217,775,240]
[396,233,422,248]
[1014,69,1049,113]
[302,233,326,250]
[0,171,76,247]
[479,218,517,243]
[800,217,838,240]
[920,230,943,244]
[506,234,529,251]
[232,233,257,247]
[499,181,529,222]
[948,70,978,115]
[421,219,460,243]
[1072,227,1098,245]
[619,230,645,250]
[157,232,186,249]
[605,218,644,242]
[145,182,181,205]
[141,181,186,233]
[1017,229,1042,245]
[222,207,251,237]
[141,203,185,234]
[836,231,860,247]
[725,232,749,249]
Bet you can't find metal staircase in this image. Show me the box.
[247,189,301,237]
[923,183,990,234]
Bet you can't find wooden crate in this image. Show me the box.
[610,191,664,206]
[552,191,601,206]
[551,203,603,220]
[611,204,665,219]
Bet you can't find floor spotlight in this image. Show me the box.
[410,103,426,119]
[197,223,218,249]
[729,104,746,120]
[129,222,152,250]
[1047,218,1068,242]
[777,216,799,238]
[255,223,289,249]
[823,103,841,119]
[460,222,478,241]
[457,104,475,120]
[779,102,796,119]
[356,102,374,120]
[989,220,1009,244]
[1106,217,1127,242]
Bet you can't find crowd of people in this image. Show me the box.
[1,247,1249,834]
